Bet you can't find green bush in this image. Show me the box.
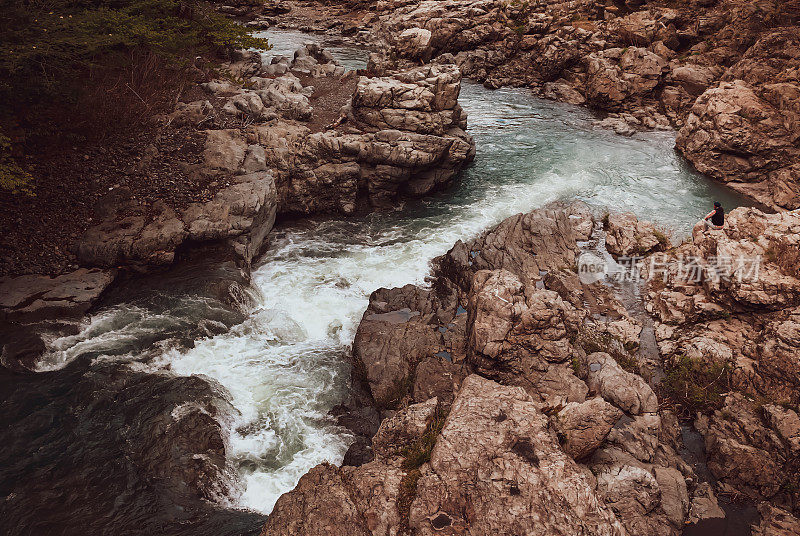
[400,409,447,471]
[0,0,270,189]
[397,407,448,527]
[660,355,731,417]
[0,133,34,195]
[577,330,639,373]
[653,229,670,249]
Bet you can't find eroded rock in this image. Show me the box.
[555,397,623,460]
[677,29,800,210]
[605,212,668,257]
[78,173,277,271]
[584,352,658,415]
[0,268,116,322]
[409,375,626,536]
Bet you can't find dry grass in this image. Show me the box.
[72,51,194,141]
[577,330,639,373]
[658,355,732,419]
[397,406,448,528]
[764,242,800,279]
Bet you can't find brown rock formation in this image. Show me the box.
[677,29,800,210]
[408,375,626,536]
[555,397,623,460]
[75,45,475,274]
[308,0,800,207]
[263,375,629,536]
[645,207,800,510]
[0,268,116,323]
[77,172,277,271]
[605,212,669,257]
[271,204,737,535]
[752,504,800,536]
[696,394,798,504]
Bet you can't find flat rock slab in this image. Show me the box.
[0,268,116,322]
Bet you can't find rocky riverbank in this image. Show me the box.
[259,0,800,210]
[0,250,273,535]
[0,42,474,330]
[261,203,800,535]
[0,38,477,533]
[2,3,800,535]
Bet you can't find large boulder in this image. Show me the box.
[554,397,623,460]
[0,268,116,322]
[584,47,667,110]
[584,352,659,415]
[584,53,631,108]
[438,204,578,291]
[695,393,799,503]
[677,79,800,210]
[466,270,584,389]
[260,462,404,536]
[605,212,668,257]
[467,269,528,359]
[591,447,687,536]
[396,27,434,61]
[350,279,473,413]
[408,375,626,536]
[608,11,660,46]
[78,173,277,271]
[676,29,800,210]
[668,65,723,97]
[752,504,800,536]
[251,63,475,215]
[351,64,466,135]
[262,376,628,536]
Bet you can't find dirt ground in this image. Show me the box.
[0,124,217,277]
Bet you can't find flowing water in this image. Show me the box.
[2,32,755,533]
[252,28,371,70]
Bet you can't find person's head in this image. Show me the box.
[714,201,721,209]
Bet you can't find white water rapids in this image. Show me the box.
[37,34,753,515]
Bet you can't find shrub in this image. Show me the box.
[397,407,448,527]
[577,330,639,373]
[0,133,34,195]
[765,243,800,279]
[400,408,447,471]
[653,229,670,249]
[659,355,731,418]
[397,468,422,528]
[0,0,268,85]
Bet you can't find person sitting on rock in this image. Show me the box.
[702,201,724,231]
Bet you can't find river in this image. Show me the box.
[0,31,753,535]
